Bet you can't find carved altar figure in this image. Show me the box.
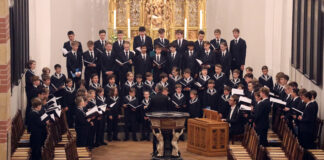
[152,128,164,157]
[171,128,184,156]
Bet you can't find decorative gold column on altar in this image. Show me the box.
[108,0,206,45]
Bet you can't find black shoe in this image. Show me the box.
[108,137,112,142]
[133,137,138,141]
[146,137,150,141]
[113,137,120,141]
[101,142,108,145]
[124,137,129,141]
[140,137,146,141]
[94,143,100,147]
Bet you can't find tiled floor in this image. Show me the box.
[92,141,227,160]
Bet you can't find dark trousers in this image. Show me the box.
[125,111,138,139]
[107,115,119,139]
[299,131,314,149]
[141,118,151,138]
[256,128,268,146]
[76,127,89,147]
[231,62,243,78]
[66,108,75,128]
[85,67,97,87]
[67,69,82,87]
[87,121,97,147]
[96,116,106,144]
[30,134,42,160]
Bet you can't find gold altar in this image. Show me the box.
[108,0,207,43]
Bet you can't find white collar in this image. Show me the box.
[53,73,63,79]
[174,92,184,99]
[106,83,117,88]
[184,77,193,83]
[199,74,210,81]
[306,101,312,107]
[126,95,136,101]
[144,80,154,87]
[142,98,150,105]
[97,96,105,102]
[125,81,135,87]
[110,96,119,101]
[65,86,75,92]
[90,81,101,88]
[261,97,268,102]
[159,81,168,87]
[189,98,198,104]
[231,78,241,84]
[207,88,217,95]
[170,75,181,82]
[27,69,35,75]
[222,94,230,101]
[214,72,224,79]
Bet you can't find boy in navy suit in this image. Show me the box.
[75,96,91,147]
[298,92,318,149]
[201,41,216,76]
[194,30,205,54]
[29,98,49,160]
[167,43,182,74]
[258,66,273,91]
[219,42,231,78]
[63,30,83,53]
[123,88,140,141]
[134,45,152,76]
[230,28,247,78]
[254,87,271,146]
[152,46,167,83]
[65,41,83,86]
[50,64,66,94]
[113,30,125,54]
[133,26,153,56]
[182,41,199,77]
[83,41,99,87]
[101,42,116,86]
[116,41,135,84]
[210,29,227,52]
[172,30,188,56]
[94,29,106,53]
[154,28,169,57]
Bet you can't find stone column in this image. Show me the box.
[0,0,11,159]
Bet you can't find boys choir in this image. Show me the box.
[24,27,319,159]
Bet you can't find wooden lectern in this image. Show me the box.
[187,109,229,156]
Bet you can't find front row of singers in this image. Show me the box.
[24,59,319,160]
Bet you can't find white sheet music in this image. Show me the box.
[270,97,287,105]
[239,96,252,104]
[232,88,244,95]
[240,104,252,111]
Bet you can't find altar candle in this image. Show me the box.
[184,18,187,39]
[199,10,203,30]
[128,18,131,38]
[113,10,116,30]
[164,0,166,4]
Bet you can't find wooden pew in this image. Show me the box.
[228,125,261,160]
[266,119,304,160]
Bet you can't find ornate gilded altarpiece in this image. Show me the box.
[108,0,206,45]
